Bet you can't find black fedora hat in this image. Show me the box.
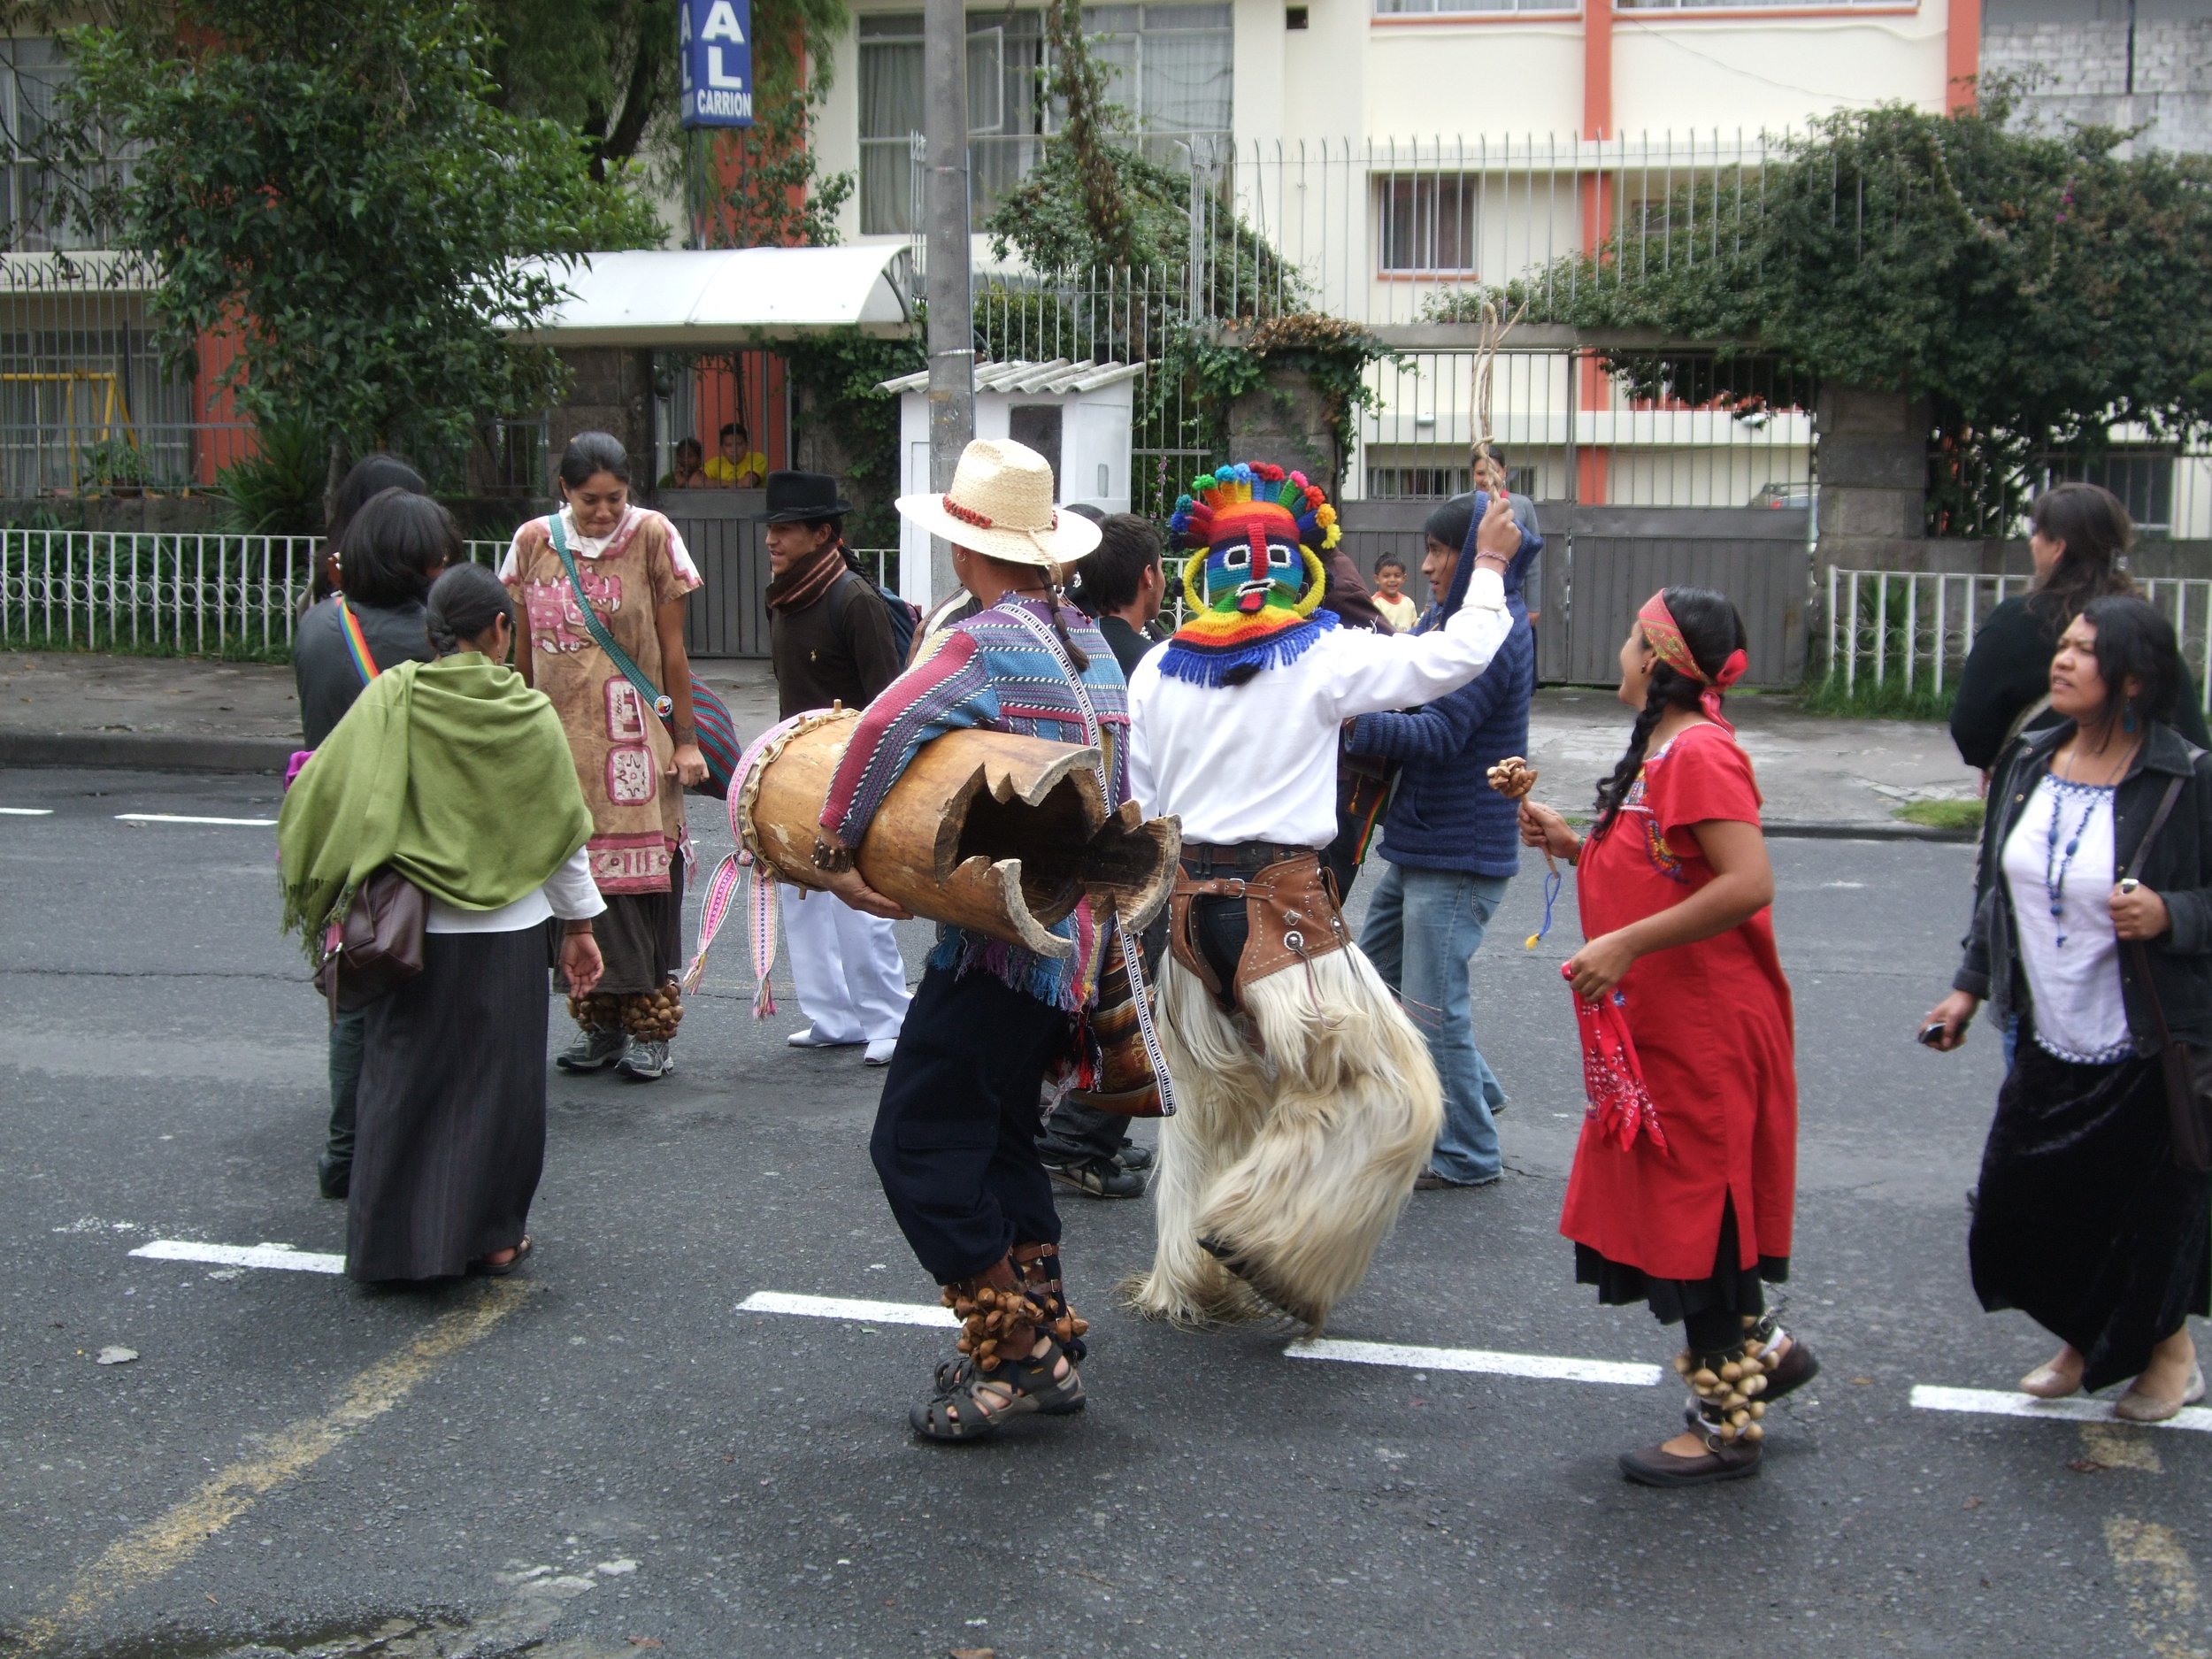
[758,471,854,524]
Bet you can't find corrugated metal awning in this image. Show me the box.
[875,357,1143,396]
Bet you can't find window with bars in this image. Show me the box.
[1377,175,1479,273]
[2051,450,2177,535]
[858,6,1233,236]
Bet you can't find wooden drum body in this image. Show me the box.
[740,708,1180,958]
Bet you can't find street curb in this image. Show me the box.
[1765,818,1978,844]
[0,731,293,773]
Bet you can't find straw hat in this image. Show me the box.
[895,439,1102,568]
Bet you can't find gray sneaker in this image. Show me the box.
[618,1037,674,1081]
[556,1027,627,1073]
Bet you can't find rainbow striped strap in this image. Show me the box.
[334,596,379,687]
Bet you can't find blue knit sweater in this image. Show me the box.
[1345,543,1537,879]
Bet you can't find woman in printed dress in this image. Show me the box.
[503,431,707,1082]
[1518,588,1820,1486]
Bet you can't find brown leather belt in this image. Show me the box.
[1168,849,1350,1012]
[1179,839,1315,873]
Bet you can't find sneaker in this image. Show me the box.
[1413,1169,1502,1191]
[864,1038,898,1066]
[1115,1143,1155,1174]
[556,1027,627,1073]
[618,1038,674,1081]
[787,1026,858,1048]
[1045,1154,1145,1200]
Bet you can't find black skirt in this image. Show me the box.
[1577,1196,1788,1326]
[347,927,550,1283]
[575,856,686,997]
[1970,1027,2211,1392]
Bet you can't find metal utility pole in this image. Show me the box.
[921,0,975,604]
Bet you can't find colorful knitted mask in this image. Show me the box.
[1158,462,1340,687]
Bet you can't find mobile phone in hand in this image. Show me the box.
[1916,1020,1950,1048]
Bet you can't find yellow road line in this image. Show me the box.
[12,1280,531,1655]
[2105,1516,2208,1659]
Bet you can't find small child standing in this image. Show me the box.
[1372,554,1420,632]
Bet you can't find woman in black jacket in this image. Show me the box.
[1924,595,2211,1420]
[1949,482,2208,775]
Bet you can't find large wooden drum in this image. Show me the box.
[737,708,1179,957]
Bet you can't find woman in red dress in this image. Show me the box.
[1518,588,1822,1486]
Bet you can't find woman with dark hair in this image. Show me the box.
[309,453,431,604]
[291,484,449,1201]
[279,562,605,1282]
[1950,482,2208,774]
[501,431,706,1082]
[1924,594,2212,1419]
[1518,588,1818,1486]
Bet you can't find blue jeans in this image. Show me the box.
[1359,862,1509,1185]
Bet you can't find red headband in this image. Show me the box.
[1638,592,1747,732]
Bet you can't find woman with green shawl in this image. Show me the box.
[280,562,603,1282]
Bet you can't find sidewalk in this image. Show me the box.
[0,650,1980,835]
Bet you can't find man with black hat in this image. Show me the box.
[762,471,910,1064]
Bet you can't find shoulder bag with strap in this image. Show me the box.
[1002,603,1177,1118]
[544,513,739,798]
[2117,766,2212,1172]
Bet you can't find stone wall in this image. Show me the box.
[1984,17,2212,153]
[547,348,655,494]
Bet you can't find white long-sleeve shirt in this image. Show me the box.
[1127,567,1513,848]
[425,845,607,934]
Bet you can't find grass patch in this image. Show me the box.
[0,633,292,664]
[1799,673,1956,721]
[1894,797,1984,833]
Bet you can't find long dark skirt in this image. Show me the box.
[348,927,550,1283]
[1970,1028,2211,1392]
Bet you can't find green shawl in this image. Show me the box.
[278,654,595,954]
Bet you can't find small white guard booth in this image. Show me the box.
[877,359,1141,608]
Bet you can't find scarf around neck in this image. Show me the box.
[764,541,850,613]
[277,654,595,956]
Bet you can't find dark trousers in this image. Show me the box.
[871,964,1071,1284]
[322,1008,365,1183]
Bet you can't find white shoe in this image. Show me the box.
[864,1039,898,1066]
[788,1026,857,1049]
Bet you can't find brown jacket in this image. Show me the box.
[771,565,902,719]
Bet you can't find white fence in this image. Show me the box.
[2,531,513,656]
[1826,568,2212,711]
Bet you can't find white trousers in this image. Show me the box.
[780,885,912,1043]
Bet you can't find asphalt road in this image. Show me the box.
[3,769,2208,1659]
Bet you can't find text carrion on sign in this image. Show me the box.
[680,0,754,128]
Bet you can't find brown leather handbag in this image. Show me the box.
[313,867,426,1014]
[2119,774,2212,1172]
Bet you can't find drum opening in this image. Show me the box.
[953,772,1094,925]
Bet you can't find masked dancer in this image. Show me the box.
[1517,588,1819,1486]
[810,439,1116,1441]
[1121,465,1524,1330]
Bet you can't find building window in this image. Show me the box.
[1377,175,1479,273]
[858,6,1233,236]
[1374,0,1576,15]
[1616,0,1897,9]
[1366,465,1472,499]
[2053,449,2176,535]
[0,38,90,251]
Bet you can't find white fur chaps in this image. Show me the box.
[1120,943,1445,1330]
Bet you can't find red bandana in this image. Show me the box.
[1637,592,1747,733]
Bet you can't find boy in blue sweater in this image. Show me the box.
[1345,495,1539,1188]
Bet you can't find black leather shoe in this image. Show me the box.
[1762,1336,1821,1403]
[318,1156,350,1201]
[1618,1437,1762,1487]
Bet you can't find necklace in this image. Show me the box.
[2040,736,2135,946]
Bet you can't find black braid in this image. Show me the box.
[1592,669,1694,834]
[1047,574,1091,672]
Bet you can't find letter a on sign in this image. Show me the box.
[680,0,754,127]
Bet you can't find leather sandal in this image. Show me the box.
[1619,1435,1763,1488]
[472,1236,533,1277]
[910,1339,1086,1442]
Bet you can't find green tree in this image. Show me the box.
[1532,88,2212,530]
[61,0,661,472]
[483,0,852,185]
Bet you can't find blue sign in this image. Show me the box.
[680,0,754,128]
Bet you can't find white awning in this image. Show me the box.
[876,358,1143,396]
[511,244,916,346]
